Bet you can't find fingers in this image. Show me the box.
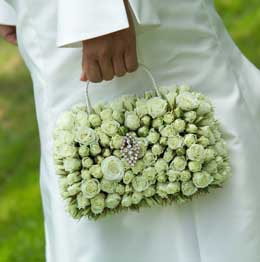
[81,52,138,83]
[81,26,138,82]
[124,45,138,73]
[113,53,127,77]
[0,25,17,45]
[82,56,115,82]
[83,59,102,83]
[6,33,17,45]
[99,57,114,81]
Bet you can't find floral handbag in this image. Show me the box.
[53,64,232,221]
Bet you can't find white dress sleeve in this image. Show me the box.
[0,0,16,25]
[57,0,130,48]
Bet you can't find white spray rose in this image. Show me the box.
[163,148,175,162]
[131,159,145,175]
[132,176,149,192]
[147,97,168,118]
[54,144,77,159]
[144,186,156,197]
[100,108,113,120]
[75,127,97,145]
[204,148,216,162]
[82,157,93,168]
[151,143,164,156]
[89,143,101,156]
[110,99,124,112]
[179,170,192,182]
[67,182,81,196]
[63,158,81,172]
[135,98,149,117]
[132,192,143,205]
[89,165,103,179]
[166,182,180,194]
[112,110,124,124]
[89,114,102,127]
[136,138,148,158]
[100,179,116,193]
[155,159,168,173]
[173,119,186,133]
[81,178,101,199]
[159,124,176,138]
[98,131,110,147]
[124,111,140,130]
[197,101,212,116]
[67,172,81,185]
[78,146,90,157]
[168,135,184,150]
[101,120,120,136]
[178,84,192,93]
[74,111,90,128]
[56,111,75,130]
[71,103,86,114]
[143,167,157,181]
[121,195,132,207]
[105,193,121,209]
[167,169,180,182]
[188,161,202,172]
[193,171,213,188]
[77,192,90,209]
[53,130,74,146]
[214,141,228,157]
[101,156,124,181]
[176,91,199,111]
[187,144,205,162]
[123,170,135,184]
[90,193,105,214]
[186,124,198,134]
[143,150,157,166]
[147,129,160,144]
[152,117,164,129]
[204,160,218,174]
[163,112,175,124]
[156,183,168,198]
[165,90,177,108]
[171,156,187,171]
[110,134,124,149]
[181,181,198,196]
[184,134,197,147]
[184,111,197,123]
[140,115,152,126]
[122,95,136,111]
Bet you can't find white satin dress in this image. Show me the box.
[1,0,260,261]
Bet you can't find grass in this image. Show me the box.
[0,38,44,261]
[0,1,259,261]
[216,0,260,67]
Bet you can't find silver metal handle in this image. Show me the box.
[85,63,160,114]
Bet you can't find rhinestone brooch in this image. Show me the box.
[120,133,140,166]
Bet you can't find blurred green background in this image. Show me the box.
[0,1,259,261]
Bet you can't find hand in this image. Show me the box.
[0,25,17,45]
[81,0,138,82]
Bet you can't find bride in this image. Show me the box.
[1,0,260,261]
